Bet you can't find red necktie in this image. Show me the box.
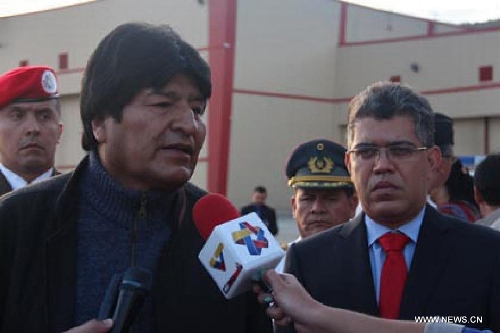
[378,232,410,319]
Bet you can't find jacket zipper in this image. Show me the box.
[131,192,148,267]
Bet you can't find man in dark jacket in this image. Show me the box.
[0,66,62,196]
[241,186,279,235]
[0,22,272,333]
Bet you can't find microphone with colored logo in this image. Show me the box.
[194,193,285,299]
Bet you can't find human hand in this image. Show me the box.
[253,269,323,329]
[63,319,113,333]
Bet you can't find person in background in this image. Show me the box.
[254,269,493,333]
[427,112,479,222]
[285,139,357,241]
[430,158,480,222]
[0,66,63,196]
[474,153,500,231]
[275,139,358,272]
[241,185,279,235]
[277,82,500,333]
[427,112,454,208]
[0,22,272,333]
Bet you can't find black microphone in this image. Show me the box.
[98,272,123,320]
[108,267,152,333]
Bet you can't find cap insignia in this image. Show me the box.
[41,70,57,94]
[308,156,334,174]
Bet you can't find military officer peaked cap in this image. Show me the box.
[285,139,353,189]
[434,112,454,147]
[0,66,59,109]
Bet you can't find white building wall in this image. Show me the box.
[488,118,500,153]
[56,95,85,172]
[228,95,341,211]
[228,0,342,210]
[0,0,208,74]
[345,4,463,42]
[335,31,500,97]
[233,0,341,97]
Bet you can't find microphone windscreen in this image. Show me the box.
[193,193,240,240]
[110,267,152,333]
[122,266,152,291]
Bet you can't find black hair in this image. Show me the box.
[347,82,435,148]
[474,153,500,206]
[254,186,267,194]
[445,159,478,209]
[80,22,211,151]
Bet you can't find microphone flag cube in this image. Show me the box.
[198,212,285,299]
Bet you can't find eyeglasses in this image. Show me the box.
[347,144,428,161]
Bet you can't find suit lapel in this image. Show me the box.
[0,171,13,196]
[399,206,454,318]
[338,215,379,315]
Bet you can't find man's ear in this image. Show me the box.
[57,123,63,144]
[92,118,106,143]
[291,194,297,219]
[428,146,442,172]
[345,151,352,174]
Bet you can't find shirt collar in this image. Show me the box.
[0,163,53,190]
[366,206,425,246]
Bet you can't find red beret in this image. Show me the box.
[0,66,59,109]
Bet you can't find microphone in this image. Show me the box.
[98,272,123,320]
[193,192,240,240]
[100,266,152,333]
[195,193,285,299]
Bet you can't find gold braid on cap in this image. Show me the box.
[288,175,352,187]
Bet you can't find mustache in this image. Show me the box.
[371,179,399,191]
[19,138,43,150]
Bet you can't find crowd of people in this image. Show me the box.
[0,21,499,333]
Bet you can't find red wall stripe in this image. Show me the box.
[339,2,348,45]
[234,82,500,104]
[340,26,500,47]
[233,88,351,104]
[207,0,237,195]
[420,82,500,95]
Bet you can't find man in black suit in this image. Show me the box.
[241,186,279,235]
[278,82,500,333]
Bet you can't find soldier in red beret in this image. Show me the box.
[0,65,63,195]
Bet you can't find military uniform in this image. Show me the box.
[285,139,353,190]
[276,139,356,272]
[0,66,61,196]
